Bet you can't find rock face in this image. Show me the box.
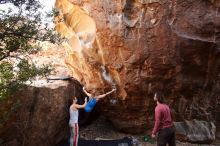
[174,120,216,143]
[0,0,220,144]
[0,79,83,146]
[55,0,220,136]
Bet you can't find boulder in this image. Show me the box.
[55,0,220,136]
[0,79,84,146]
[174,120,216,143]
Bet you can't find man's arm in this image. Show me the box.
[82,87,92,97]
[96,89,116,100]
[152,108,161,137]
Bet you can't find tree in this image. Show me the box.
[0,0,59,100]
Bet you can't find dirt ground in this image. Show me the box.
[80,116,219,146]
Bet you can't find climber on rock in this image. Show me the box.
[79,87,116,125]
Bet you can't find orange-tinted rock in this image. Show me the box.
[55,0,220,135]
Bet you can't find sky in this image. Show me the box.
[38,0,56,26]
[0,0,56,27]
[39,0,56,13]
[0,0,56,15]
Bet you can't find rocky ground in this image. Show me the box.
[80,116,219,146]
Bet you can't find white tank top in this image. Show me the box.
[69,106,78,125]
